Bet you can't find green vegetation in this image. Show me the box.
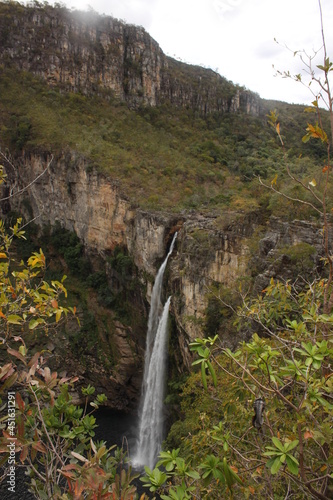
[0,0,330,217]
[0,213,142,498]
[274,242,317,277]
[42,223,143,363]
[0,61,328,214]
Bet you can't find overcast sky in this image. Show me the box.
[32,0,333,105]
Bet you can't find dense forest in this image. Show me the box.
[0,1,332,499]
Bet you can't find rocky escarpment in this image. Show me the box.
[1,152,328,376]
[0,1,260,115]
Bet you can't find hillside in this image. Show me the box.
[0,1,329,215]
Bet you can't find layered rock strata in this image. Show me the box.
[0,2,260,115]
[2,152,328,369]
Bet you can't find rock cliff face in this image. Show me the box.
[2,152,327,376]
[0,2,260,115]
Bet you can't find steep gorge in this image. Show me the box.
[2,152,327,389]
[0,2,328,412]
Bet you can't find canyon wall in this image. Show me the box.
[2,152,325,375]
[0,2,261,115]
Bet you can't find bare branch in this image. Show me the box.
[0,151,53,202]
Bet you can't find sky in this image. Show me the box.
[28,0,333,105]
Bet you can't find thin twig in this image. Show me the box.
[0,153,53,201]
[28,383,65,468]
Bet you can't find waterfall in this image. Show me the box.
[134,297,171,469]
[142,233,177,390]
[133,233,177,469]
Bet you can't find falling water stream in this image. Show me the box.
[133,233,177,469]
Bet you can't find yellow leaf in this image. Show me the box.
[19,345,27,357]
[40,250,45,264]
[0,253,7,259]
[55,309,62,323]
[309,178,317,187]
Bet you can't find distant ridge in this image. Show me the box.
[0,1,261,115]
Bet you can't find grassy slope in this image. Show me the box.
[0,67,329,216]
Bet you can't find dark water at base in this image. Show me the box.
[94,408,155,498]
[0,408,154,499]
[94,407,138,456]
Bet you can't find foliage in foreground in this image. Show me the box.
[0,207,144,498]
[153,279,332,499]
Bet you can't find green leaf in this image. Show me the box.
[206,360,217,387]
[262,450,277,457]
[270,456,282,475]
[285,440,299,452]
[165,461,175,472]
[185,469,200,480]
[29,318,44,330]
[7,314,23,324]
[305,357,313,367]
[271,437,285,452]
[201,362,207,390]
[286,455,299,475]
[191,358,204,366]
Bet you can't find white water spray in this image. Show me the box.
[133,233,177,469]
